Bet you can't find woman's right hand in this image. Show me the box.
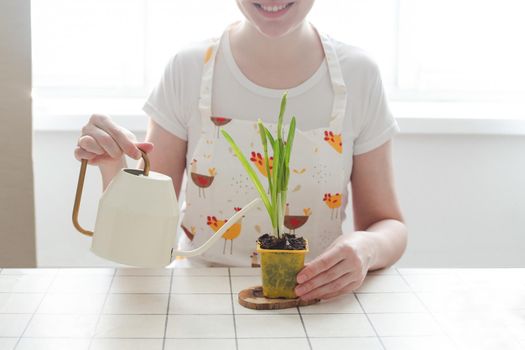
[74,114,154,167]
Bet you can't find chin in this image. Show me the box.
[256,22,296,38]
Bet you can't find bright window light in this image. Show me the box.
[31,0,525,113]
[31,0,145,95]
[398,0,525,101]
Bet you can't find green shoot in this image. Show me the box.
[221,92,296,239]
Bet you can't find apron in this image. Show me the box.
[178,26,351,267]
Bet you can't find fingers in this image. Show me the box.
[74,146,96,161]
[77,135,105,155]
[90,115,141,159]
[294,238,368,301]
[296,245,344,284]
[315,280,361,301]
[81,124,123,159]
[295,259,351,297]
[299,274,359,301]
[135,142,154,154]
[76,114,151,166]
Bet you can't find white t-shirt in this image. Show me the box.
[142,30,400,173]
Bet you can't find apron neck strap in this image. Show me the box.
[318,30,347,131]
[198,36,221,117]
[198,25,347,131]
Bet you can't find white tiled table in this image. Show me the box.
[1,267,524,350]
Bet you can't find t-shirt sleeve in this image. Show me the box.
[142,54,188,140]
[353,62,400,155]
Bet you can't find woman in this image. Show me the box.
[75,0,407,301]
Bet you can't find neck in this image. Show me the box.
[229,20,319,66]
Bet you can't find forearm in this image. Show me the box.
[99,157,127,191]
[350,219,408,271]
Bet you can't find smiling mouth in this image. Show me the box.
[253,2,295,13]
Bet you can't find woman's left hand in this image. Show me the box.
[294,231,375,301]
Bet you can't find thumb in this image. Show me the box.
[134,142,154,157]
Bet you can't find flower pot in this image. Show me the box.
[256,240,309,299]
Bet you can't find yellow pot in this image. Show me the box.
[256,240,309,299]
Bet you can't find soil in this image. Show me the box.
[257,233,306,250]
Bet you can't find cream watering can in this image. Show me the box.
[72,150,261,267]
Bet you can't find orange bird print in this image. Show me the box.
[324,130,342,153]
[190,159,216,198]
[323,193,343,219]
[250,151,273,177]
[206,207,244,255]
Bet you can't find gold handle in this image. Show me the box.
[72,149,150,237]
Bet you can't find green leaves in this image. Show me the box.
[221,92,296,239]
[276,91,286,140]
[221,129,274,228]
[258,120,273,198]
[283,116,296,191]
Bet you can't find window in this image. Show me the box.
[397,0,525,102]
[31,0,525,117]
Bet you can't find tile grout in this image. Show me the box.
[86,268,117,350]
[0,335,461,339]
[297,305,313,350]
[354,292,387,350]
[12,268,60,349]
[1,335,412,340]
[161,268,174,350]
[4,267,525,346]
[9,310,516,316]
[227,268,239,350]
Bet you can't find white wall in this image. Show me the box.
[0,0,36,267]
[34,123,525,267]
[392,134,525,267]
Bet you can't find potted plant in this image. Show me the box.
[222,93,308,299]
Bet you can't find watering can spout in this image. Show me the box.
[169,197,262,259]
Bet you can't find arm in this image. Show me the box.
[137,118,188,199]
[350,140,407,271]
[295,140,408,300]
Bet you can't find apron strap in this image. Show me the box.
[198,25,347,132]
[318,31,347,131]
[198,38,221,120]
[198,22,239,121]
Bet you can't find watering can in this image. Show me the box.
[72,150,261,267]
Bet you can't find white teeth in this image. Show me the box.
[259,3,288,12]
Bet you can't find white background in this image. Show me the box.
[29,0,525,267]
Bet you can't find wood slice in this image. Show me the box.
[238,286,320,310]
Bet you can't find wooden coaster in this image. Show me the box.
[238,286,320,310]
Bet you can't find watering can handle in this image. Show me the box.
[170,197,262,258]
[72,150,150,237]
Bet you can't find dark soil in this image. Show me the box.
[257,233,306,250]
